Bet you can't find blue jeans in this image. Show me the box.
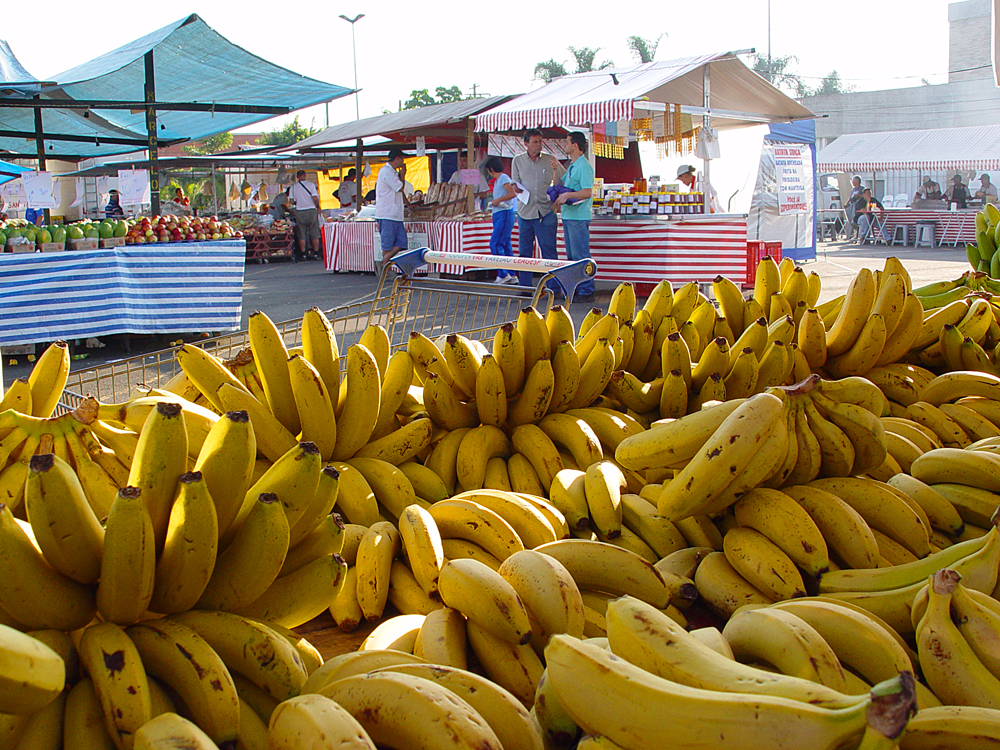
[490,210,515,277]
[517,211,558,288]
[376,219,407,257]
[562,218,594,297]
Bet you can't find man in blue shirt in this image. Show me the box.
[105,190,125,219]
[554,131,595,300]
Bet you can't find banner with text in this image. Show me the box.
[775,145,808,215]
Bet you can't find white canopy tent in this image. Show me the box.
[817,124,1000,173]
[475,53,815,213]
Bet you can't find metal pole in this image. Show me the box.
[355,139,363,206]
[703,63,712,215]
[211,161,217,215]
[351,23,360,120]
[144,50,160,216]
[33,101,50,223]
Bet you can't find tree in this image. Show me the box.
[750,53,808,97]
[811,70,855,96]
[435,86,464,103]
[402,86,467,109]
[183,131,233,156]
[256,116,318,147]
[627,34,664,64]
[534,58,568,83]
[534,46,614,83]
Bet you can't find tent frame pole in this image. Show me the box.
[145,51,160,216]
[702,63,711,215]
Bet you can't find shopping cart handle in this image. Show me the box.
[389,248,597,302]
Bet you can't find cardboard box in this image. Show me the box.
[7,239,35,254]
[100,237,126,248]
[67,238,100,251]
[39,242,66,253]
[1,344,34,356]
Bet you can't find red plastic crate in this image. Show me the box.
[745,241,783,286]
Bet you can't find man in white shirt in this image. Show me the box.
[374,148,408,273]
[510,129,565,288]
[337,169,357,210]
[286,170,321,260]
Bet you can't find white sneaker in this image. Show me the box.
[502,275,519,285]
[492,275,506,284]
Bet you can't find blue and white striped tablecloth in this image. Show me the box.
[0,242,246,346]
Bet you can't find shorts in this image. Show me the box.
[295,208,320,244]
[377,219,407,255]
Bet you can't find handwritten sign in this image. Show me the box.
[22,171,57,209]
[118,169,150,206]
[775,146,808,215]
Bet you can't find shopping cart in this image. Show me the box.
[59,250,597,408]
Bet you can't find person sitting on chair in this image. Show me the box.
[855,188,889,244]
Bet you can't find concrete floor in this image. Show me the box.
[0,240,977,388]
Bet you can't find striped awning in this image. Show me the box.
[817,125,1000,173]
[475,53,815,133]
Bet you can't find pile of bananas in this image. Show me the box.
[965,202,1000,275]
[4,250,1000,750]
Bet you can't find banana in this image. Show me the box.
[810,477,932,558]
[411,607,467,668]
[811,391,888,475]
[266,693,375,749]
[800,397,856,478]
[498,548,585,648]
[534,539,670,608]
[921,371,1000,406]
[23,452,103,584]
[125,619,238,746]
[321,669,502,750]
[911,299,969,351]
[618,492,686,558]
[722,525,805,600]
[659,330,692,389]
[196,492,289,612]
[246,310,300,434]
[287,464,341,547]
[171,610,307,702]
[398,461,448,503]
[356,521,401,622]
[886,474,965,536]
[132,712,218,750]
[656,392,784,521]
[425,428,471,496]
[941,402,1000,441]
[26,341,69,419]
[92,486,155,626]
[332,344,381,459]
[567,344,617,417]
[398,504,445,600]
[327,460,380,527]
[79,622,152,750]
[0,625,64,716]
[456,426,510,491]
[237,440,321,537]
[281,511,345,577]
[548,468,590,532]
[825,268,876,357]
[215,383,296,463]
[329,567,364,631]
[931,483,1000,529]
[482,457,512,492]
[546,634,882,750]
[286,355,337,461]
[300,307,341,400]
[907,401,971,447]
[581,460,624,539]
[732,487,829,576]
[605,596,861,708]
[442,334,481,400]
[357,324,389,381]
[875,293,924,366]
[506,356,555,426]
[546,339,582,415]
[916,569,1000,709]
[510,424,563,490]
[63,678,117,750]
[192,410,255,541]
[713,275,747,337]
[237,551,347,628]
[149,472,217,614]
[125,401,186,556]
[518,306,551,377]
[950,579,1000,680]
[465,620,544,708]
[826,313,887,378]
[430,496,525,560]
[546,305,577,354]
[492,323,526,396]
[911,447,1000,493]
[900,704,1000,750]
[438,557,532,644]
[450,490,557,549]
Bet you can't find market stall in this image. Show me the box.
[0,242,245,346]
[475,53,815,284]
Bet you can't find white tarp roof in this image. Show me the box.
[817,124,1000,173]
[475,53,814,133]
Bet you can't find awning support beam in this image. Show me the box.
[145,50,160,215]
[0,98,291,115]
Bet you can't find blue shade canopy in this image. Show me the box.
[0,15,350,160]
[0,158,29,185]
[0,40,39,89]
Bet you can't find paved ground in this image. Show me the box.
[0,240,975,391]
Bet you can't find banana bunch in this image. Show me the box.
[966,202,1000,275]
[915,569,1000,710]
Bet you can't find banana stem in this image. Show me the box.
[860,671,917,748]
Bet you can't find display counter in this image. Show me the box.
[879,208,978,246]
[324,215,748,284]
[0,242,246,346]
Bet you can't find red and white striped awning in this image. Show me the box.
[817,125,1000,173]
[475,53,815,133]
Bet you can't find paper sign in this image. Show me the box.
[512,181,529,206]
[459,169,482,187]
[775,146,808,215]
[416,136,426,157]
[1,178,25,209]
[118,170,150,206]
[22,171,57,209]
[70,178,85,208]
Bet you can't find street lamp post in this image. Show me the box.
[339,13,365,120]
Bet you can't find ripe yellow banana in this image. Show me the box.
[193,409,256,540]
[826,268,877,357]
[248,310,300,435]
[398,503,445,599]
[456,425,510,491]
[287,354,337,460]
[237,551,348,628]
[26,341,70,419]
[492,322,526,396]
[300,307,341,400]
[266,693,376,749]
[355,520,401,622]
[215,382,296,463]
[333,344,381,459]
[546,304,576,354]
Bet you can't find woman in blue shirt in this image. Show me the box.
[485,157,518,284]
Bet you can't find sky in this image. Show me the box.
[1,0,967,209]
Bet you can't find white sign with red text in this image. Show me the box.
[775,145,808,215]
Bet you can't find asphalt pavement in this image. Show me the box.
[0,241,975,391]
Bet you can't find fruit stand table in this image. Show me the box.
[324,215,749,284]
[879,208,979,247]
[0,242,246,346]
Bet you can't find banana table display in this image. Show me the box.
[5,270,1000,748]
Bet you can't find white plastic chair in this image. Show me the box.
[893,195,910,208]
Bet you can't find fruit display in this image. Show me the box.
[3,253,1000,749]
